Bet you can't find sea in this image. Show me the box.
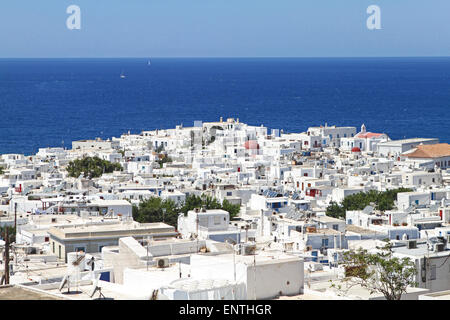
[0,57,449,155]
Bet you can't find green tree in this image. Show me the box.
[221,199,241,219]
[326,201,345,219]
[133,194,241,226]
[0,226,16,243]
[180,194,239,217]
[66,156,122,178]
[332,243,417,300]
[155,145,164,153]
[180,195,203,214]
[325,188,413,219]
[157,156,172,168]
[132,197,179,227]
[200,194,222,210]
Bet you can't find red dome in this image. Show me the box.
[351,147,361,153]
[244,140,260,150]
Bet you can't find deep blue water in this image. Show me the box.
[0,57,449,155]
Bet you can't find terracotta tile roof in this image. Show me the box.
[403,143,450,158]
[355,132,384,139]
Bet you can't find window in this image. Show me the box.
[75,246,86,253]
[52,242,55,253]
[332,224,339,231]
[214,216,221,225]
[58,245,61,259]
[199,217,208,226]
[322,239,329,247]
[430,265,436,280]
[226,192,232,196]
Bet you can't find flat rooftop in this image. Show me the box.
[48,221,176,240]
[420,290,450,300]
[393,243,450,257]
[313,216,344,224]
[30,214,118,226]
[346,225,384,235]
[307,228,341,235]
[0,285,63,300]
[379,138,438,146]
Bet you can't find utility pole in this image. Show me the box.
[146,236,149,271]
[253,254,256,300]
[14,203,17,233]
[4,228,10,285]
[233,244,236,282]
[196,213,199,253]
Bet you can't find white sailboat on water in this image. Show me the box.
[120,70,126,79]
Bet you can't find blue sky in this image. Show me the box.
[0,0,449,58]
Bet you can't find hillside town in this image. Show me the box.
[1,117,450,300]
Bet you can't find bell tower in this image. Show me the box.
[361,123,366,133]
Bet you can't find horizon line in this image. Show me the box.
[1,55,450,60]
